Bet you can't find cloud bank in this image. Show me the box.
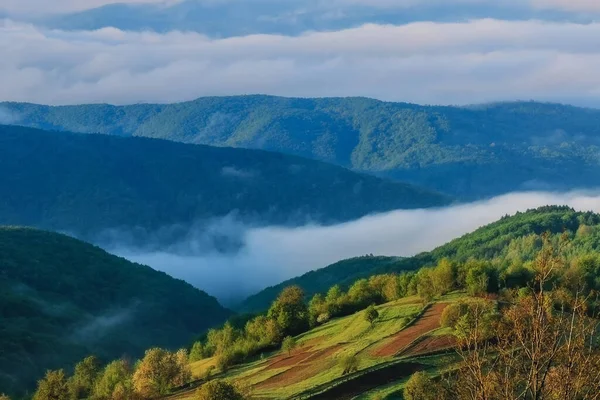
[2,18,600,106]
[111,191,600,305]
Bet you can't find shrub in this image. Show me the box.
[404,371,436,400]
[339,355,359,375]
[317,312,331,324]
[281,336,297,355]
[195,380,248,400]
[364,304,379,326]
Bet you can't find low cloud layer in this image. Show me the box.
[2,19,600,106]
[112,191,600,305]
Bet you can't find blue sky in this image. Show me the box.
[1,0,600,106]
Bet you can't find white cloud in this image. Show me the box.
[113,191,600,304]
[1,19,600,106]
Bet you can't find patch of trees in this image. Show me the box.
[32,349,191,400]
[406,237,600,400]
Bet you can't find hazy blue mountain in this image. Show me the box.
[4,96,600,198]
[0,124,448,240]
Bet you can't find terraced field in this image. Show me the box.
[175,295,465,399]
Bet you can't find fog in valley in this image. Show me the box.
[108,191,600,306]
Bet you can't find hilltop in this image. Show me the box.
[0,227,231,396]
[0,125,448,239]
[4,97,600,197]
[239,206,600,313]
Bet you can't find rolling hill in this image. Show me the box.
[0,125,448,240]
[0,227,231,396]
[239,206,600,313]
[4,96,600,198]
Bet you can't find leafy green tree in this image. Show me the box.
[132,348,191,398]
[416,269,436,303]
[68,356,100,399]
[348,279,378,309]
[364,304,379,326]
[195,380,247,400]
[33,370,70,400]
[432,258,455,295]
[281,336,297,355]
[189,342,205,362]
[267,286,308,336]
[93,360,132,400]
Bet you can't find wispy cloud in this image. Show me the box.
[1,19,600,106]
[111,191,600,305]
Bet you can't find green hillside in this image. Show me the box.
[0,125,448,238]
[239,206,600,313]
[0,227,231,397]
[4,96,600,197]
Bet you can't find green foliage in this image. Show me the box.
[240,206,600,312]
[68,356,100,399]
[195,380,247,400]
[0,227,230,397]
[132,348,191,398]
[267,286,309,336]
[281,336,297,355]
[0,125,448,238]
[404,371,437,400]
[339,354,360,376]
[6,97,600,198]
[33,370,70,400]
[364,305,379,326]
[93,360,132,400]
[189,342,206,362]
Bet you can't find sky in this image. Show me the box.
[111,191,600,305]
[1,0,600,106]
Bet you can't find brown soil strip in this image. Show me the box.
[403,335,456,357]
[265,347,315,370]
[372,303,449,357]
[257,344,344,390]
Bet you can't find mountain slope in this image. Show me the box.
[4,96,600,198]
[0,125,448,239]
[0,227,231,396]
[239,206,600,312]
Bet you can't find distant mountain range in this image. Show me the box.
[3,96,600,198]
[0,227,231,396]
[0,124,448,239]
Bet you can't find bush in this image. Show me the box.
[364,304,379,326]
[339,355,359,376]
[440,303,468,329]
[404,371,436,400]
[317,312,331,324]
[195,380,248,400]
[281,336,297,355]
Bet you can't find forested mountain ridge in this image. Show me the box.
[239,206,600,312]
[0,227,231,397]
[0,125,448,238]
[4,96,600,197]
